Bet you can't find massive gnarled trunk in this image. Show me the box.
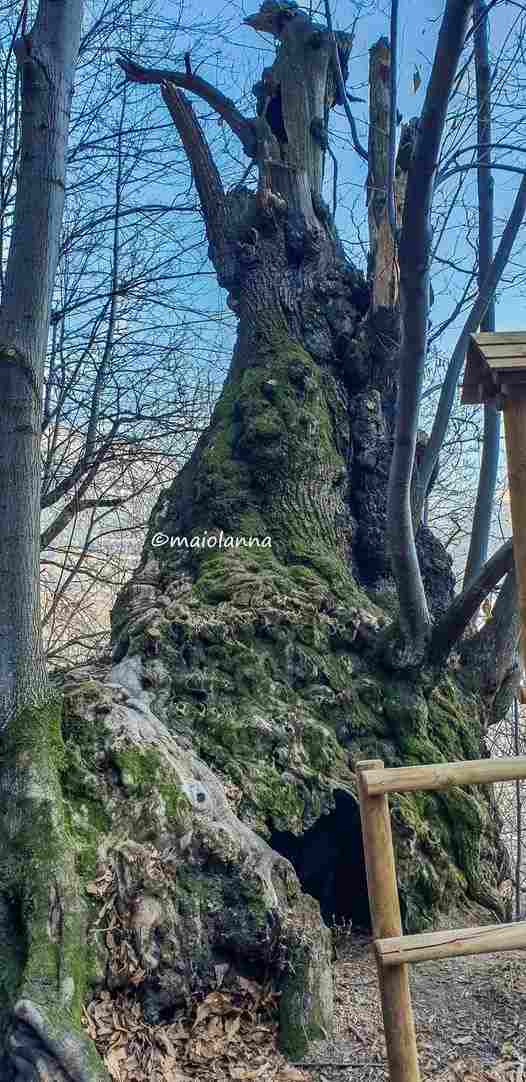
[49,2,513,1065]
[5,3,516,1074]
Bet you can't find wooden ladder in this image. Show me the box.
[356,755,526,1082]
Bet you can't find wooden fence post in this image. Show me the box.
[356,759,421,1082]
[503,392,526,671]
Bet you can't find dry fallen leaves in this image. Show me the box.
[84,925,526,1082]
[433,1058,526,1082]
[86,974,310,1082]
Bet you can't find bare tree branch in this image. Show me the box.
[417,171,526,518]
[431,538,514,662]
[387,0,399,237]
[458,567,520,721]
[439,142,526,178]
[41,422,119,510]
[40,462,123,548]
[116,53,257,157]
[324,0,368,162]
[160,83,230,278]
[438,161,526,184]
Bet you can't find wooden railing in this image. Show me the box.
[356,757,526,1082]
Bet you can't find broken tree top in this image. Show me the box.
[462,331,526,405]
[244,0,353,60]
[244,0,299,33]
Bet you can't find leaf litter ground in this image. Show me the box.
[298,932,526,1082]
[85,931,526,1081]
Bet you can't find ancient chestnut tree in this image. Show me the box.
[117,0,523,682]
[1,0,525,1077]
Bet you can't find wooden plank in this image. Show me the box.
[360,755,526,796]
[478,349,526,359]
[496,373,526,384]
[474,331,526,344]
[503,395,526,676]
[467,339,488,368]
[376,920,526,966]
[485,352,526,366]
[356,761,421,1082]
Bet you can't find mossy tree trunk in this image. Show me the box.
[1,2,517,1074]
[83,0,519,1059]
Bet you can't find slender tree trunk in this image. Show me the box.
[387,0,473,657]
[0,4,108,1079]
[464,0,499,588]
[0,0,83,722]
[415,172,526,520]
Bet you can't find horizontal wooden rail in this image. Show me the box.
[376,920,526,967]
[360,755,526,796]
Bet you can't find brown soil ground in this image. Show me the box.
[298,931,526,1082]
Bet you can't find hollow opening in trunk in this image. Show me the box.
[265,85,287,144]
[270,790,370,928]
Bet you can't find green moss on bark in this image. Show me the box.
[110,744,192,830]
[278,898,333,1058]
[0,696,108,1077]
[101,313,508,1057]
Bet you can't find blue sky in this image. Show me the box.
[151,0,525,554]
[161,0,525,342]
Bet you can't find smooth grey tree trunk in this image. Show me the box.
[463,0,499,588]
[0,0,82,726]
[387,0,473,658]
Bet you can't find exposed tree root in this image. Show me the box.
[9,1001,104,1082]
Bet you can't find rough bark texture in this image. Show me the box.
[0,699,108,1082]
[2,3,516,1074]
[58,271,511,1051]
